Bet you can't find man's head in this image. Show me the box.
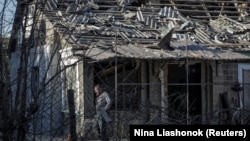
[94,84,102,96]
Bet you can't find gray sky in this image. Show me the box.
[0,0,16,36]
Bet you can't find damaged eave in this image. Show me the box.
[58,40,250,63]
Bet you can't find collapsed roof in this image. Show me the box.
[41,0,250,61]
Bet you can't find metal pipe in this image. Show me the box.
[185,32,189,125]
[114,27,118,135]
[160,69,165,123]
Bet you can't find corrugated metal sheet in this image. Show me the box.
[42,0,250,61]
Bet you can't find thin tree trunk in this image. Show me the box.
[0,0,12,140]
[13,1,29,140]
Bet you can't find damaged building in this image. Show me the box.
[8,0,250,140]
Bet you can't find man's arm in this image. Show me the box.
[103,92,111,110]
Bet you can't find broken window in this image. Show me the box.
[94,61,140,111]
[168,63,202,124]
[117,63,140,110]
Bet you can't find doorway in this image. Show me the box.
[168,63,202,124]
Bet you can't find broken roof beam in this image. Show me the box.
[96,5,124,8]
[95,0,117,3]
[201,43,250,47]
[199,0,211,20]
[124,6,161,11]
[146,3,243,9]
[167,0,250,3]
[190,15,240,19]
[172,9,241,14]
[73,34,159,44]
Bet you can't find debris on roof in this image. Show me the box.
[42,0,250,61]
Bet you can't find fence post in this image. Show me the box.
[68,89,78,141]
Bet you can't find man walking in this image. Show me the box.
[93,84,112,141]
